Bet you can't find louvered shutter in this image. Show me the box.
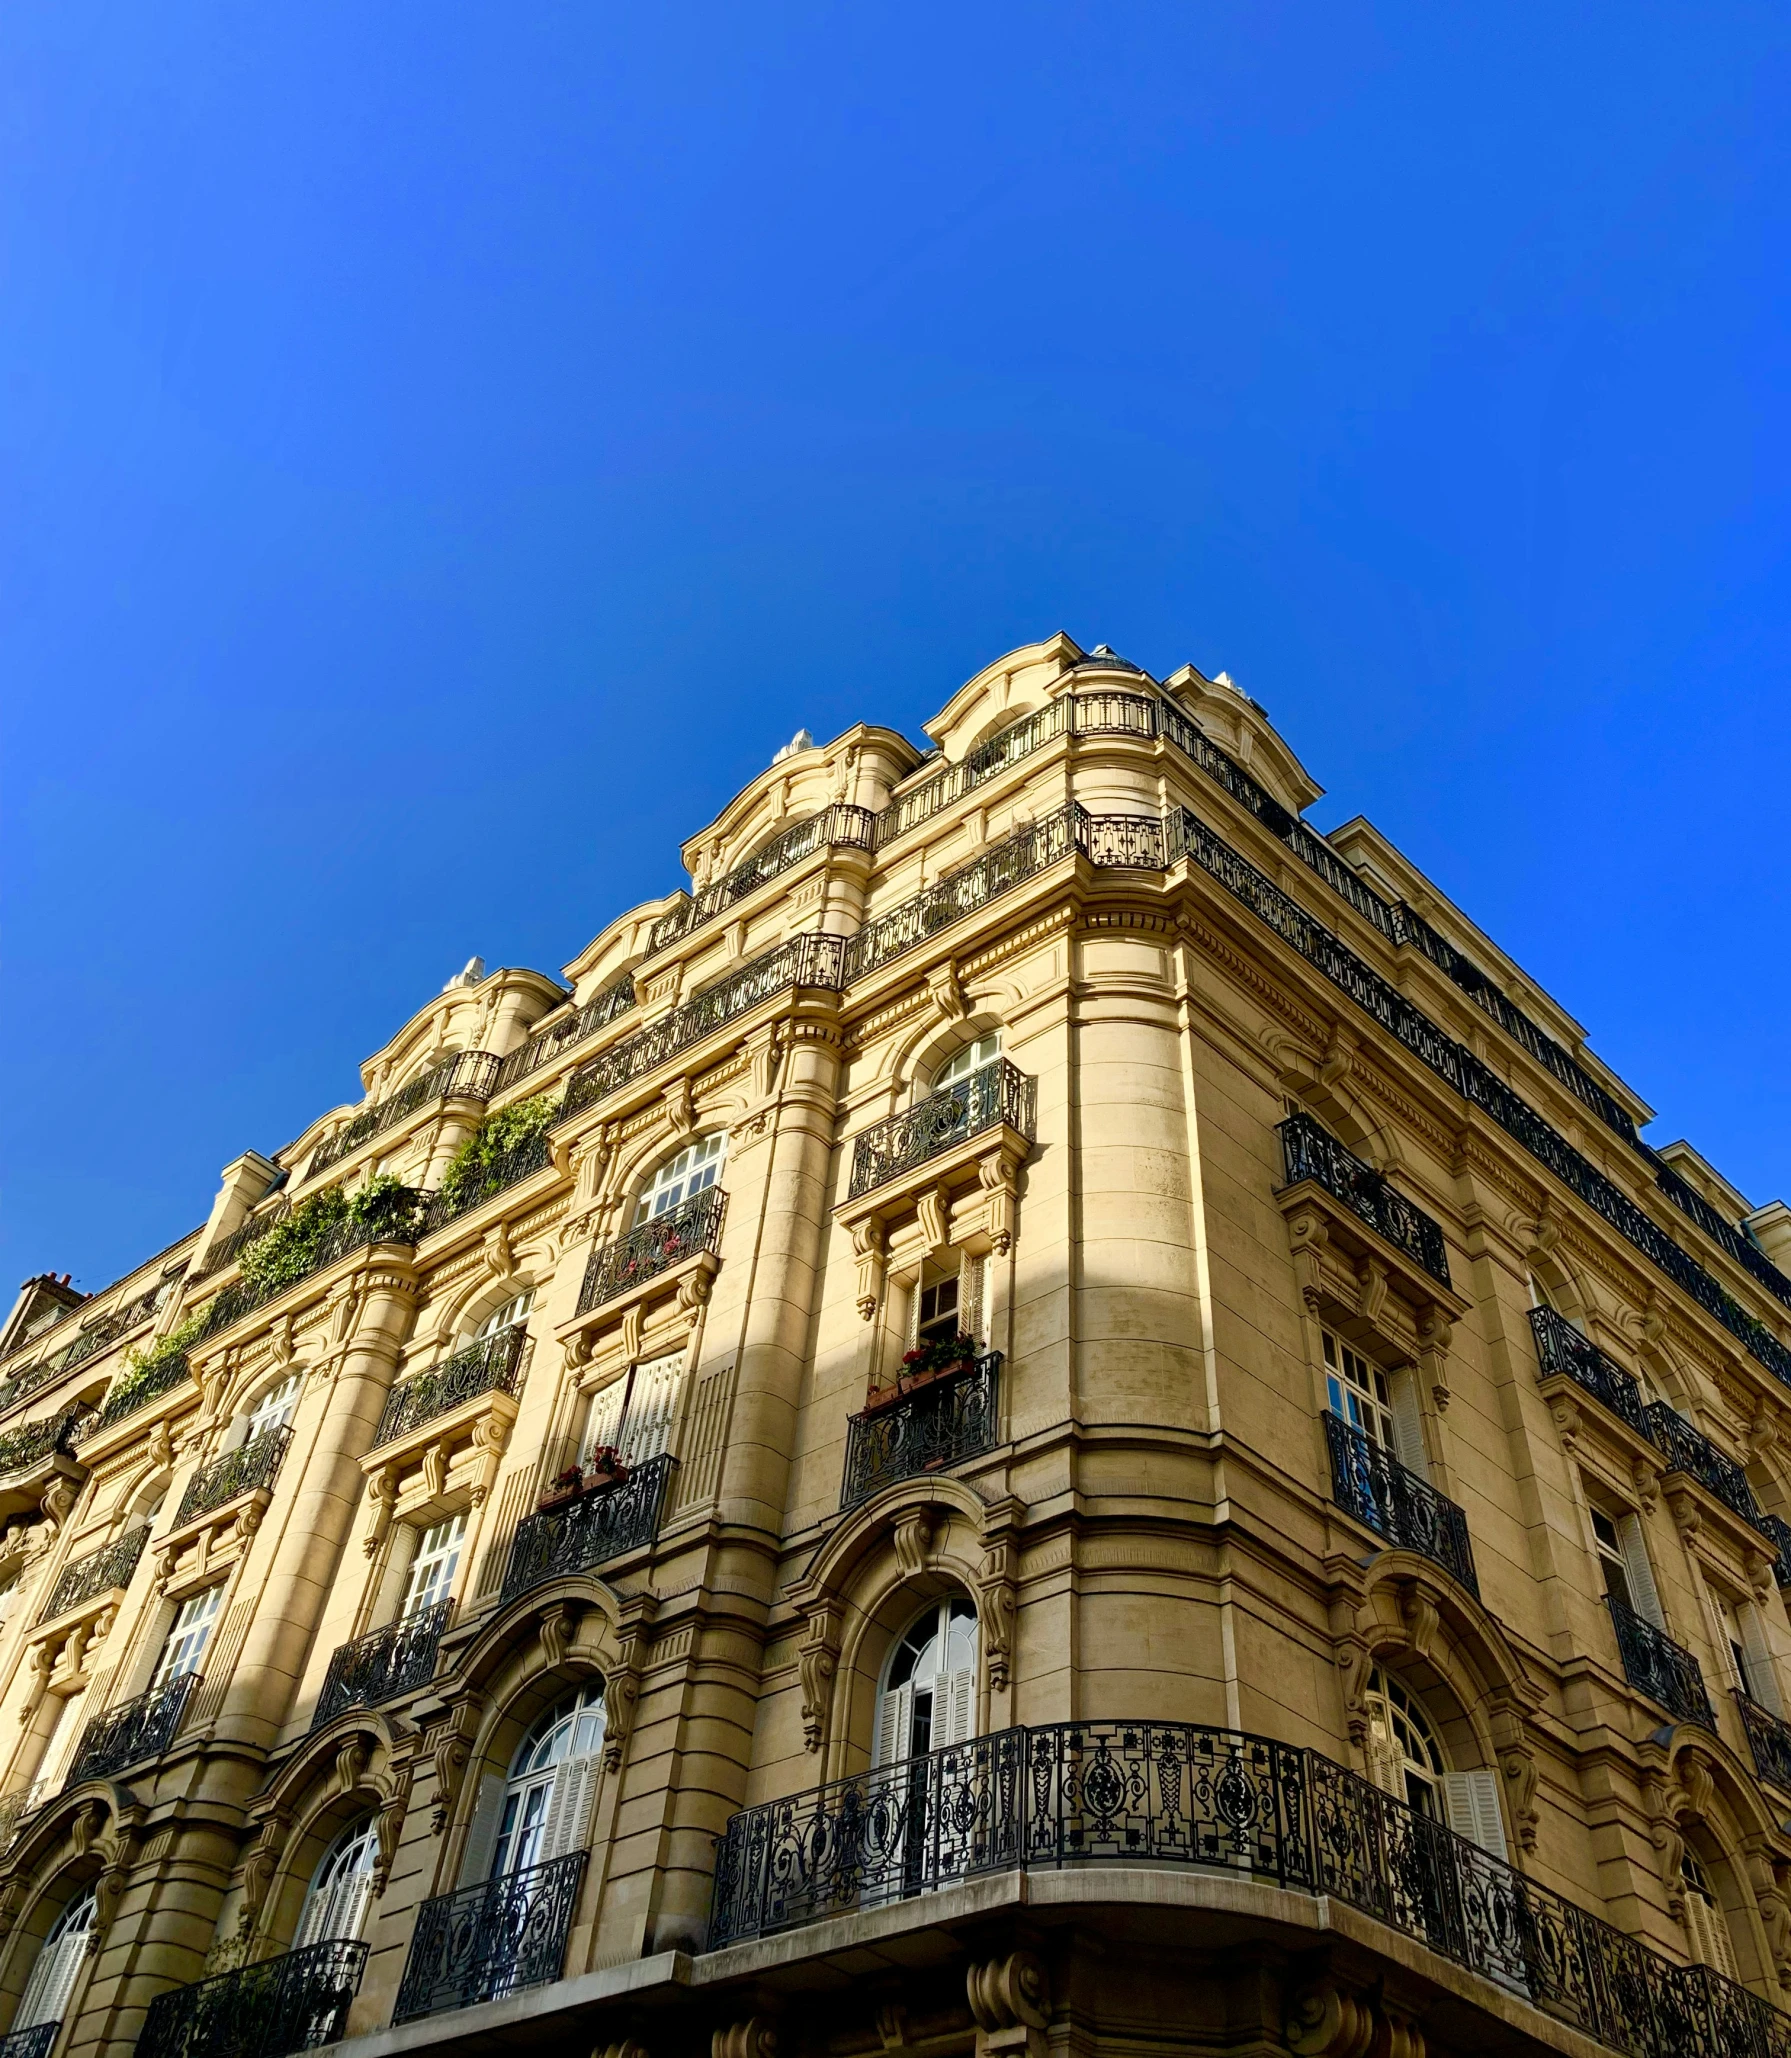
[1686,1890,1741,1981]
[540,1753,601,1863]
[1441,1770,1508,1861]
[16,1895,96,2030]
[621,1352,684,1465]
[1741,1602,1782,1714]
[958,1255,986,1351]
[936,1664,976,1748]
[875,1682,912,1769]
[297,1859,375,1949]
[583,1379,628,1463]
[457,1772,507,1886]
[1364,1705,1405,1800]
[1388,1370,1429,1480]
[1618,1514,1666,1629]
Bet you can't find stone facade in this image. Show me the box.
[1,633,1790,2058]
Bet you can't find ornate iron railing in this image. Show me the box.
[577,1188,725,1315]
[490,975,635,1096]
[40,1525,149,1622]
[0,1355,69,1426]
[841,1355,1001,1507]
[0,2025,57,2058]
[174,1425,292,1527]
[648,805,877,955]
[307,1050,501,1179]
[711,1715,1791,2058]
[1606,1594,1714,1727]
[1756,1515,1791,1590]
[1279,1112,1451,1286]
[1644,1403,1763,1528]
[56,1285,163,1372]
[1323,1413,1478,1596]
[312,1597,452,1729]
[848,1061,1035,1202]
[500,1453,677,1602]
[420,1132,555,1236]
[560,933,846,1123]
[872,699,1073,847]
[88,1350,194,1434]
[195,1203,290,1280]
[376,1326,528,1448]
[0,1781,53,1852]
[1528,1306,1651,1436]
[193,1197,425,1344]
[67,1670,197,1784]
[0,1405,89,1480]
[1737,1693,1791,1794]
[392,1850,587,2023]
[137,1937,368,2058]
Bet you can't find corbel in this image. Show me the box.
[621,1303,645,1362]
[892,1507,937,1580]
[603,1591,659,1772]
[234,1808,292,1938]
[927,963,968,1024]
[1286,1206,1331,1313]
[468,1411,512,1507]
[976,1498,1021,1694]
[372,1768,414,1896]
[797,1603,843,1754]
[713,2021,778,2058]
[1666,1486,1701,1548]
[538,1602,577,1671]
[1356,1258,1390,1328]
[1647,1772,1688,1917]
[363,1464,400,1559]
[1286,1979,1423,2058]
[664,1077,696,1139]
[748,1028,782,1103]
[1415,1306,1453,1412]
[1487,1696,1541,1852]
[420,1440,449,1502]
[1323,1554,1371,1744]
[977,1149,1022,1257]
[966,1951,1049,2058]
[428,1692,487,1835]
[1632,1455,1661,1516]
[915,1186,952,1260]
[480,1220,513,1284]
[852,1220,888,1323]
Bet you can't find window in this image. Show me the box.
[1590,1505,1665,1628]
[633,1136,725,1225]
[914,1273,959,1348]
[246,1371,302,1442]
[1713,1588,1781,1712]
[153,1585,224,1689]
[1324,1331,1427,1478]
[583,1350,686,1467]
[875,1599,978,1767]
[478,1289,534,1339]
[1682,1851,1741,1980]
[0,1564,20,1628]
[296,1815,380,1949]
[402,1514,466,1618]
[476,1684,606,1881]
[933,1032,1001,1090]
[36,1694,87,1793]
[907,1254,987,1354]
[1363,1667,1507,1858]
[14,1889,97,2032]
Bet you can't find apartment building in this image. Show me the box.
[1,633,1790,2058]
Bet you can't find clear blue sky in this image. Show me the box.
[4,5,1789,1296]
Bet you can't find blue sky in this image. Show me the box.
[4,4,1789,1294]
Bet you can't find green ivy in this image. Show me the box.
[108,1307,210,1411]
[238,1186,352,1293]
[441,1097,557,1208]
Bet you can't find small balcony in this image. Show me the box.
[39,1524,149,1624]
[419,1132,555,1237]
[647,803,876,955]
[1643,1402,1763,1529]
[0,2025,57,2058]
[500,1453,677,1603]
[1528,1306,1651,1438]
[393,1850,587,2023]
[89,1350,193,1435]
[0,1406,89,1483]
[1755,1514,1791,1589]
[137,1938,368,2058]
[841,1353,1002,1508]
[1736,1692,1791,1793]
[311,1598,451,1730]
[576,1188,725,1317]
[307,1048,501,1179]
[1606,1594,1714,1727]
[174,1425,292,1528]
[1324,1412,1478,1597]
[1279,1113,1451,1287]
[67,1671,197,1785]
[375,1326,528,1449]
[848,1060,1037,1203]
[490,972,636,1096]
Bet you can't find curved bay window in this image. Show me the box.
[876,1599,978,1767]
[1363,1666,1507,1858]
[633,1136,725,1226]
[13,1887,97,2038]
[296,1815,380,1948]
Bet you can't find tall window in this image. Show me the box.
[36,1694,88,1795]
[1363,1666,1506,1858]
[1682,1851,1741,1980]
[478,1289,534,1339]
[634,1136,725,1225]
[1324,1331,1427,1478]
[153,1585,224,1689]
[933,1032,1001,1090]
[483,1684,606,1880]
[13,1889,97,2033]
[402,1514,466,1618]
[246,1371,302,1442]
[1590,1505,1665,1628]
[583,1350,686,1467]
[1713,1587,1781,1712]
[907,1254,987,1354]
[875,1599,978,1767]
[296,1815,380,1949]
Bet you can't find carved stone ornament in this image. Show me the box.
[975,1533,1017,1694]
[968,1952,1050,2058]
[892,1508,936,1581]
[429,1694,486,1836]
[853,1220,888,1324]
[712,2021,778,2058]
[797,1606,842,1753]
[977,1149,1022,1257]
[1286,1981,1424,2058]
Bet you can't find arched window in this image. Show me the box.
[932,1032,1001,1092]
[1683,1850,1741,1980]
[477,1685,606,1882]
[875,1599,977,1766]
[633,1136,725,1225]
[296,1815,380,1948]
[1363,1666,1507,1858]
[245,1371,302,1443]
[477,1289,534,1339]
[14,1887,97,2032]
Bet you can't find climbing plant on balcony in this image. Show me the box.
[440,1097,557,1209]
[238,1185,353,1293]
[105,1308,209,1413]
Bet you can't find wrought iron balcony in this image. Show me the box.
[1279,1113,1451,1286]
[307,1049,501,1179]
[194,1194,425,1345]
[88,1350,193,1434]
[312,1597,451,1729]
[490,974,635,1096]
[393,1850,587,2023]
[376,1326,528,1448]
[1642,1403,1763,1529]
[0,2023,57,2058]
[40,1524,149,1622]
[0,1780,53,1852]
[647,804,877,955]
[500,1453,677,1602]
[576,1188,725,1316]
[66,1670,197,1784]
[420,1132,554,1236]
[57,1284,163,1371]
[174,1425,291,1527]
[1528,1306,1651,1437]
[195,1203,289,1279]
[138,1938,368,2058]
[0,1355,68,1425]
[1755,1514,1791,1589]
[841,1354,1001,1508]
[1736,1692,1791,1794]
[848,1062,1037,1202]
[560,933,846,1123]
[1606,1594,1715,1727]
[1324,1413,1478,1596]
[0,1405,89,1481]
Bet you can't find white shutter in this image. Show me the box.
[540,1754,601,1863]
[457,1772,507,1887]
[297,1863,375,1949]
[874,1682,912,1770]
[1364,1705,1404,1799]
[1686,1890,1741,1981]
[1442,1770,1509,1861]
[1388,1370,1429,1480]
[1741,1602,1782,1713]
[905,1281,921,1352]
[1618,1514,1666,1629]
[620,1352,684,1465]
[583,1379,628,1461]
[16,1894,96,2030]
[38,1694,86,1789]
[937,1665,976,1748]
[958,1254,986,1351]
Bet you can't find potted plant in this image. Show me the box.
[540,1465,585,1511]
[897,1330,979,1396]
[586,1444,631,1488]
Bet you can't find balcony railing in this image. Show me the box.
[848,1061,1036,1203]
[576,1188,725,1316]
[1278,1112,1451,1287]
[87,1350,194,1435]
[174,1425,291,1527]
[138,1938,368,2058]
[1606,1594,1715,1727]
[57,1284,163,1372]
[0,1405,89,1481]
[710,1715,1791,2058]
[307,1049,501,1179]
[0,1356,69,1426]
[0,2022,57,2058]
[67,1670,197,1785]
[500,1454,677,1602]
[0,1781,53,1852]
[1757,1515,1791,1590]
[1736,1693,1791,1794]
[193,1196,425,1344]
[392,1851,587,2023]
[841,1354,1002,1507]
[40,1524,149,1622]
[1643,1402,1764,1529]
[312,1597,451,1729]
[419,1132,554,1237]
[559,934,846,1124]
[195,1203,289,1280]
[1528,1306,1652,1437]
[376,1326,528,1448]
[1324,1413,1478,1596]
[490,974,635,1096]
[647,805,877,955]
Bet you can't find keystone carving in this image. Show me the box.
[892,1508,936,1581]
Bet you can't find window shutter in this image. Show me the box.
[621,1352,685,1465]
[17,1896,96,2030]
[1364,1706,1404,1800]
[1388,1370,1429,1480]
[905,1281,921,1353]
[937,1664,976,1749]
[1741,1603,1782,1714]
[297,1861,375,1949]
[1686,1889,1741,1982]
[874,1682,912,1770]
[583,1379,628,1462]
[958,1255,986,1351]
[1618,1514,1666,1630]
[457,1772,507,1887]
[540,1754,601,1864]
[1441,1770,1508,1861]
